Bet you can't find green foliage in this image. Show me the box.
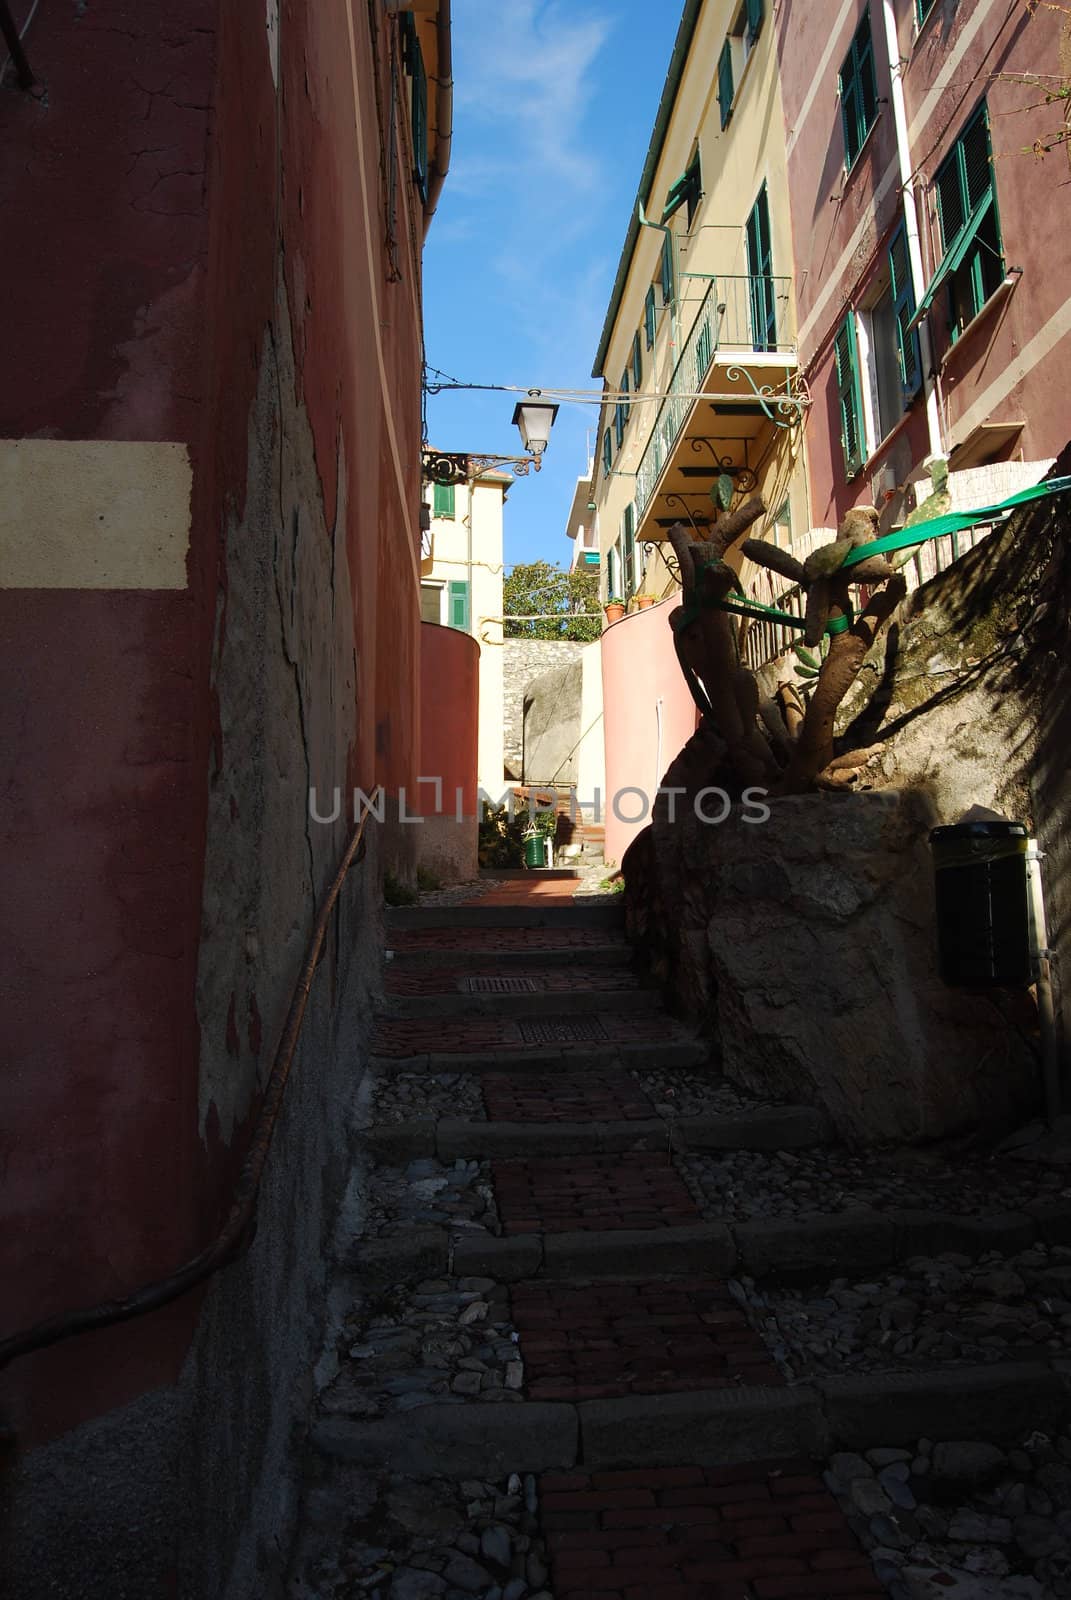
[478,802,528,868]
[416,865,442,892]
[503,561,601,641]
[383,872,417,906]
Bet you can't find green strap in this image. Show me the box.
[841,476,1071,568]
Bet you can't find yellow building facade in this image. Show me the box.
[591,0,811,620]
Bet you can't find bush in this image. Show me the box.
[478,802,528,868]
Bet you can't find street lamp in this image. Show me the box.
[422,391,559,487]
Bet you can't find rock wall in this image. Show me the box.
[628,452,1071,1143]
[523,662,584,786]
[502,639,586,781]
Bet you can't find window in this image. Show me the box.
[745,0,765,47]
[632,331,642,390]
[662,152,702,226]
[644,285,657,349]
[660,231,675,307]
[772,500,792,549]
[606,543,620,599]
[420,583,443,624]
[602,427,613,475]
[432,481,455,518]
[717,39,734,129]
[920,102,1004,341]
[854,224,922,451]
[839,10,878,170]
[615,368,630,447]
[622,504,637,597]
[448,579,470,631]
[401,12,428,200]
[834,314,865,476]
[745,184,777,352]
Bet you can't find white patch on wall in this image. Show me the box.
[266,0,279,87]
[0,439,192,589]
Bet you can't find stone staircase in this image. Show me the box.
[285,897,1071,1600]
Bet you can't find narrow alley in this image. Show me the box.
[286,880,1071,1600]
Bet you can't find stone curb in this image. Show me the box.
[420,1106,831,1161]
[387,988,660,1020]
[350,1202,1071,1286]
[385,905,625,930]
[311,1362,1071,1477]
[371,1040,710,1073]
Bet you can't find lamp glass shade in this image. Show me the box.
[512,399,559,457]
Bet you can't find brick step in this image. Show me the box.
[385,960,644,996]
[385,902,624,931]
[383,987,661,1020]
[386,936,632,967]
[364,1106,830,1164]
[370,1037,710,1074]
[371,1009,701,1061]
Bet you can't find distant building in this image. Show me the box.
[421,468,509,794]
[565,467,601,574]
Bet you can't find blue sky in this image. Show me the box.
[422,0,682,569]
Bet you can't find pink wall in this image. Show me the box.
[419,623,479,816]
[601,601,697,865]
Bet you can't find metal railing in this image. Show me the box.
[742,518,1001,671]
[635,275,794,520]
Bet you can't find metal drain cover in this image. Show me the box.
[464,976,540,994]
[518,1017,607,1044]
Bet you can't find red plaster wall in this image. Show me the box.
[1,0,429,1450]
[600,602,697,865]
[776,0,1071,524]
[419,623,480,815]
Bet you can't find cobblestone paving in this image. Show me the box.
[743,1243,1071,1379]
[511,1277,782,1400]
[634,1065,779,1117]
[371,1069,487,1123]
[540,1461,884,1600]
[680,1144,1069,1223]
[492,1152,697,1235]
[372,1010,696,1057]
[365,1158,500,1237]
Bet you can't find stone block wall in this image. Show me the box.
[502,639,587,782]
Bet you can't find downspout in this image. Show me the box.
[422,0,453,240]
[880,0,944,469]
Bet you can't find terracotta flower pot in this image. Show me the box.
[635,595,655,610]
[604,603,625,623]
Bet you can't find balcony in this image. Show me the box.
[634,274,799,536]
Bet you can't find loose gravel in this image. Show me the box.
[632,1065,777,1118]
[741,1243,1071,1379]
[372,1071,486,1125]
[288,1466,551,1600]
[824,1427,1071,1598]
[365,1158,500,1238]
[319,1276,523,1420]
[680,1143,1071,1224]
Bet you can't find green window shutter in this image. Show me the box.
[745,0,764,46]
[961,103,993,212]
[402,14,429,201]
[622,505,637,597]
[745,184,776,351]
[632,332,642,389]
[432,482,455,518]
[644,285,657,349]
[620,368,630,421]
[606,544,619,599]
[717,39,734,130]
[662,153,702,225]
[660,231,674,306]
[889,225,921,398]
[840,10,877,169]
[695,317,713,385]
[935,144,966,251]
[834,315,864,476]
[917,0,936,22]
[448,580,470,631]
[924,102,1002,333]
[602,427,613,474]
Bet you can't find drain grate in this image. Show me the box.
[518,1017,607,1045]
[464,976,540,994]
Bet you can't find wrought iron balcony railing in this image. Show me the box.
[634,274,795,522]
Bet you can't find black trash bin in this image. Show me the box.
[929,820,1032,988]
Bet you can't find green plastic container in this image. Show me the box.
[930,821,1031,988]
[524,833,544,869]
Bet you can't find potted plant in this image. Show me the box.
[634,593,655,610]
[604,596,625,623]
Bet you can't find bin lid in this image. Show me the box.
[929,820,1027,842]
